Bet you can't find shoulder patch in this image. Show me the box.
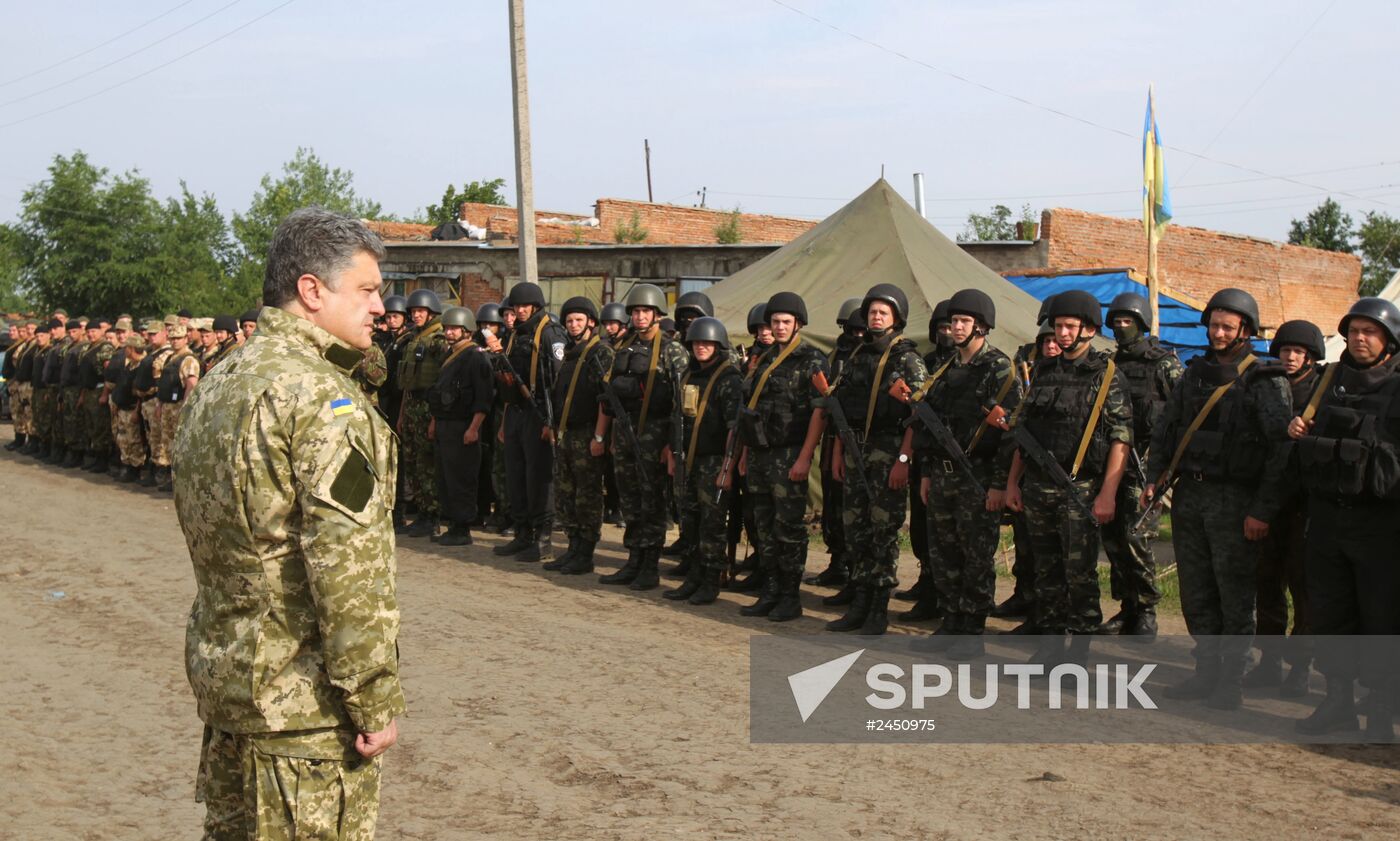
[330,397,355,417]
[552,341,566,361]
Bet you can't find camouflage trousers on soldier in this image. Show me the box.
[1171,479,1258,670]
[1022,477,1104,635]
[159,401,183,467]
[197,726,380,841]
[554,427,604,543]
[142,399,169,466]
[62,386,84,450]
[748,444,811,579]
[491,410,508,516]
[613,419,670,550]
[11,382,32,435]
[400,396,437,517]
[683,453,727,576]
[925,461,1001,619]
[841,431,906,590]
[32,387,54,443]
[1099,463,1161,609]
[85,391,113,458]
[113,406,147,468]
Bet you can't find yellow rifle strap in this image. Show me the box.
[558,335,599,436]
[746,333,803,410]
[913,354,955,402]
[1070,358,1118,479]
[863,340,899,442]
[686,362,733,465]
[1300,363,1337,423]
[637,330,663,435]
[1161,353,1258,482]
[966,366,1018,453]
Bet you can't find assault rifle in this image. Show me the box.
[1131,471,1177,535]
[993,410,1099,523]
[670,376,687,494]
[811,370,872,499]
[601,378,648,487]
[887,378,986,499]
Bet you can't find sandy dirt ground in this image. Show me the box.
[2,428,1398,840]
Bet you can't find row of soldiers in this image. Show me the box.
[3,310,256,490]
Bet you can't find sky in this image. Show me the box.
[1,0,1396,242]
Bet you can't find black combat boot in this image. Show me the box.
[894,570,930,602]
[405,516,439,539]
[728,562,768,593]
[560,539,597,575]
[438,524,474,546]
[1364,686,1396,744]
[156,466,174,492]
[1027,632,1068,668]
[948,615,987,661]
[1163,656,1222,701]
[46,443,66,465]
[63,448,82,468]
[825,585,872,632]
[1207,658,1246,711]
[543,536,577,571]
[140,461,157,487]
[1063,632,1093,668]
[1122,605,1157,641]
[1279,661,1312,698]
[5,434,25,452]
[628,548,660,590]
[81,452,97,471]
[739,568,781,616]
[493,525,532,555]
[688,567,722,605]
[118,464,141,483]
[857,587,892,635]
[663,561,703,601]
[19,437,39,455]
[662,536,688,558]
[1242,654,1284,689]
[804,552,848,587]
[822,580,859,607]
[767,570,804,622]
[1295,676,1359,734]
[668,553,693,580]
[599,549,642,585]
[519,525,552,563]
[898,594,942,622]
[89,454,109,475]
[913,614,962,652]
[1096,604,1129,634]
[992,591,1032,619]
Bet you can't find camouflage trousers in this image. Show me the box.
[841,430,906,590]
[32,387,54,443]
[159,401,184,468]
[113,406,147,467]
[613,417,670,551]
[10,382,31,435]
[1022,477,1104,635]
[1171,479,1257,669]
[554,427,604,542]
[682,453,727,575]
[196,726,380,841]
[1099,463,1161,608]
[400,396,437,517]
[748,443,811,580]
[491,410,508,514]
[62,386,84,449]
[925,460,1001,619]
[85,391,114,456]
[142,399,169,466]
[819,438,846,566]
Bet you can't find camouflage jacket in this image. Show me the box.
[915,341,1021,482]
[172,306,405,735]
[831,330,925,443]
[1014,347,1133,484]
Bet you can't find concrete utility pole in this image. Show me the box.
[509,0,538,286]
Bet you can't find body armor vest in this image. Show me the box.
[1021,351,1113,475]
[1297,359,1400,500]
[1116,338,1173,451]
[158,350,194,403]
[682,361,739,457]
[1174,356,1271,481]
[835,335,916,440]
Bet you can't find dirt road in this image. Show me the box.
[2,433,1397,839]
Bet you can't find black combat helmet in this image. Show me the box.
[675,291,715,319]
[1106,292,1152,333]
[837,297,863,326]
[1338,297,1400,350]
[406,288,443,314]
[1269,319,1326,361]
[1200,288,1260,335]
[1036,294,1059,325]
[475,302,503,325]
[948,288,996,330]
[600,301,627,325]
[561,296,599,322]
[860,283,908,327]
[1047,290,1102,329]
[506,282,546,309]
[765,291,808,326]
[441,306,476,331]
[685,316,731,350]
[747,303,769,334]
[382,294,408,316]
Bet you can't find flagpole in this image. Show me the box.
[1148,202,1160,335]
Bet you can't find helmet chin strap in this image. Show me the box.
[1062,327,1091,352]
[955,326,987,349]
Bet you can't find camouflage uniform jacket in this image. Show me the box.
[744,335,829,449]
[915,342,1020,485]
[202,336,240,374]
[1013,347,1133,484]
[172,306,405,735]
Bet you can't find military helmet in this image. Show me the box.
[1037,319,1055,339]
[1269,319,1326,361]
[685,316,731,350]
[441,306,476,331]
[1106,291,1152,332]
[600,301,628,325]
[406,288,443,314]
[765,291,808,325]
[948,288,996,330]
[675,290,715,319]
[382,294,408,315]
[928,298,952,339]
[475,302,503,325]
[561,296,599,322]
[836,297,863,326]
[212,315,238,333]
[747,303,769,334]
[506,281,546,309]
[860,283,908,326]
[1047,290,1102,329]
[1338,297,1400,350]
[1036,294,1059,325]
[659,317,677,334]
[239,308,260,325]
[1200,288,1260,335]
[624,283,668,315]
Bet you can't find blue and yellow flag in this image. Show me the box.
[1143,87,1172,236]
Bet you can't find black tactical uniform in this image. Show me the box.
[428,308,495,546]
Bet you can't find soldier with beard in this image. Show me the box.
[808,298,865,590]
[1098,292,1182,639]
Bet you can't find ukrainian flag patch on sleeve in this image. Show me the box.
[330,397,354,417]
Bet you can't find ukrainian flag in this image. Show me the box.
[1143,87,1173,235]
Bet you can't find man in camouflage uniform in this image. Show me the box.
[239,309,258,343]
[201,315,242,373]
[597,301,628,525]
[913,289,1021,658]
[27,322,58,459]
[595,283,690,590]
[727,302,777,593]
[662,290,717,567]
[1005,290,1133,666]
[134,320,175,485]
[110,335,149,483]
[353,342,388,406]
[1147,288,1292,710]
[735,291,830,621]
[808,298,864,590]
[1096,292,1183,639]
[395,289,449,537]
[173,208,403,840]
[55,317,87,465]
[543,297,614,575]
[79,319,119,473]
[4,321,35,452]
[156,323,202,492]
[663,317,744,605]
[826,284,926,634]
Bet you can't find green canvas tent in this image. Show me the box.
[709,179,1048,354]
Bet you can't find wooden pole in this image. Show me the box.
[1147,201,1160,335]
[508,0,538,287]
[644,139,653,202]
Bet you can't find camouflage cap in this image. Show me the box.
[164,314,179,327]
[167,323,188,338]
[114,317,133,331]
[123,335,147,350]
[52,308,68,317]
[196,317,215,331]
[145,320,164,333]
[25,319,38,328]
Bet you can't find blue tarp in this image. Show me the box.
[1004,271,1268,362]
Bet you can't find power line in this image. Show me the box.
[0,0,299,132]
[0,0,200,90]
[0,0,247,110]
[766,0,1394,211]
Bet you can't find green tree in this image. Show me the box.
[1357,211,1400,296]
[231,148,383,302]
[0,225,32,312]
[1288,198,1355,253]
[155,183,241,312]
[420,178,508,226]
[613,211,648,244]
[714,207,742,244]
[957,203,1036,242]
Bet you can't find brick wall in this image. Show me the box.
[1040,208,1361,332]
[457,200,818,246]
